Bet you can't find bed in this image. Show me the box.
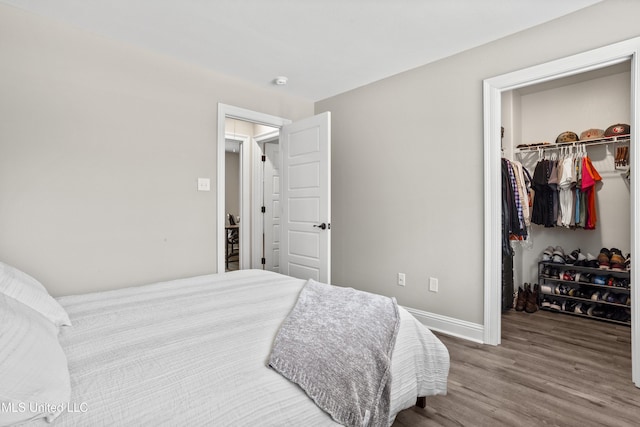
[1,266,449,426]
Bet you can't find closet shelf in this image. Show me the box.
[514,134,630,154]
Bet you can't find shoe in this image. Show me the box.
[515,286,527,311]
[578,273,592,283]
[575,288,589,299]
[625,253,631,271]
[592,275,607,286]
[574,252,587,266]
[590,291,601,301]
[592,306,606,318]
[598,248,611,269]
[610,247,623,257]
[610,252,625,270]
[586,253,599,269]
[562,271,576,281]
[580,303,591,315]
[617,278,630,289]
[525,284,539,313]
[550,300,562,311]
[552,246,566,264]
[574,303,583,314]
[542,246,554,262]
[566,249,580,264]
[563,300,577,312]
[616,293,628,305]
[541,298,552,308]
[602,292,616,303]
[541,265,552,277]
[540,284,554,294]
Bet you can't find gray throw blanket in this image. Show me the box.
[268,279,400,427]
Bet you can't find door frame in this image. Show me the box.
[224,132,250,270]
[216,104,291,274]
[483,37,640,386]
[253,130,281,270]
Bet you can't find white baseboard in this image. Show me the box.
[403,306,485,344]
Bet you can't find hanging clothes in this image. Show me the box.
[529,149,601,230]
[581,155,602,230]
[501,158,531,256]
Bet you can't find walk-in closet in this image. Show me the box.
[501,60,632,325]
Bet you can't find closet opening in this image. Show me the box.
[483,37,640,387]
[502,60,632,327]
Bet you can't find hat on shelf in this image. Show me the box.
[556,131,579,143]
[604,123,630,137]
[579,128,604,141]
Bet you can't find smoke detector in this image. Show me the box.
[274,76,288,86]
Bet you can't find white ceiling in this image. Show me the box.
[2,0,602,101]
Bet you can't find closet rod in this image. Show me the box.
[514,135,630,154]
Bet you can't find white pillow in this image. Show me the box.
[0,293,72,425]
[0,261,71,327]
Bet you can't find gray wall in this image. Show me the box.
[316,0,640,324]
[0,4,313,296]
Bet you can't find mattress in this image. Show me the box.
[27,269,449,426]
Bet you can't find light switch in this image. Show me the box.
[197,178,210,191]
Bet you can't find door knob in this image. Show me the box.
[313,223,328,230]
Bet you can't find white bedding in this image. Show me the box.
[25,269,449,426]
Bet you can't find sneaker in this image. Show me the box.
[550,300,562,311]
[615,293,628,305]
[563,300,577,312]
[574,302,583,314]
[562,271,576,281]
[542,246,554,262]
[566,249,580,264]
[541,265,552,277]
[590,291,601,301]
[586,253,599,269]
[540,284,554,294]
[580,303,591,315]
[578,273,593,283]
[541,298,552,308]
[610,252,626,270]
[592,275,607,286]
[610,247,623,257]
[598,248,611,269]
[574,252,587,266]
[625,253,631,271]
[552,246,566,264]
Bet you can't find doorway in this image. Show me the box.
[222,115,282,273]
[216,104,291,275]
[216,104,332,283]
[483,37,640,386]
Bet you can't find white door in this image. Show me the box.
[280,112,331,283]
[263,141,280,273]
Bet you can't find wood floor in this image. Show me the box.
[393,309,640,427]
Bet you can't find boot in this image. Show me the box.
[525,283,539,313]
[515,286,527,312]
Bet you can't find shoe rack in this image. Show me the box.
[538,261,631,325]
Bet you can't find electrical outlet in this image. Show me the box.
[397,273,406,287]
[429,277,438,292]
